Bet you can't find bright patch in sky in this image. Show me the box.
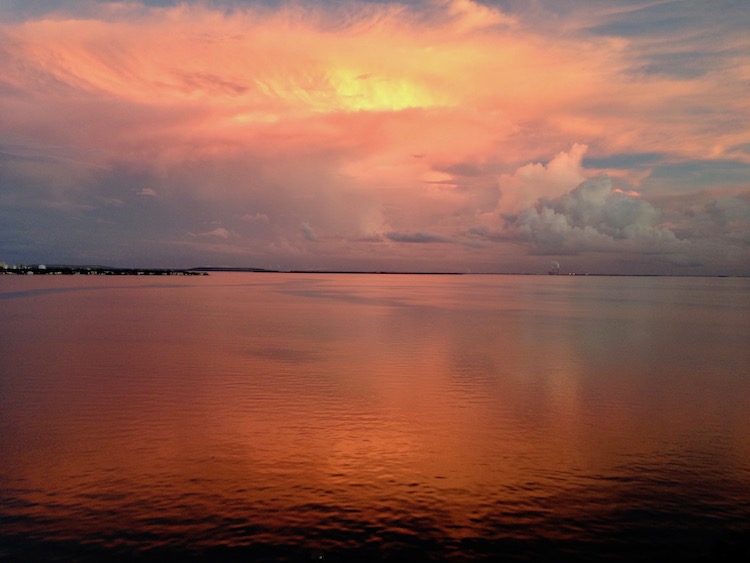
[1,0,749,274]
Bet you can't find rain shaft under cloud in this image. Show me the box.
[1,0,749,274]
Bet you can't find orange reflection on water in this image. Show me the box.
[2,274,750,559]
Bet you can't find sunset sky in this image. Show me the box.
[1,0,749,274]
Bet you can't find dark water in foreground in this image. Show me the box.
[1,273,749,562]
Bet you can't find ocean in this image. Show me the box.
[1,273,749,561]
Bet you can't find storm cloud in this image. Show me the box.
[1,0,749,274]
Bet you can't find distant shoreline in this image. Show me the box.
[188,267,742,277]
[0,266,207,276]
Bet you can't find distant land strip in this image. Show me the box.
[1,265,743,277]
[1,265,207,276]
[190,267,463,274]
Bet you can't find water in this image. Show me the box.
[1,273,749,562]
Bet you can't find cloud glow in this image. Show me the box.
[1,0,749,273]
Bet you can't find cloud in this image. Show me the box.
[194,227,232,239]
[439,0,518,32]
[667,192,750,245]
[351,233,384,243]
[241,212,269,223]
[498,144,588,213]
[385,231,452,244]
[1,1,749,273]
[704,197,750,243]
[301,222,317,241]
[507,176,683,255]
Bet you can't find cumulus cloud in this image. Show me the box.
[700,197,750,243]
[498,144,588,213]
[508,176,682,255]
[668,192,750,245]
[1,0,749,273]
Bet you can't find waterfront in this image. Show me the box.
[1,274,749,561]
[0,265,207,276]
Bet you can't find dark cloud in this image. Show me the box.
[583,152,665,170]
[670,192,750,244]
[351,234,384,243]
[385,231,453,244]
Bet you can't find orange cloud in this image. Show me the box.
[1,0,749,272]
[4,0,743,175]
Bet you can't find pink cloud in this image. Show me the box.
[496,144,589,214]
[1,0,748,273]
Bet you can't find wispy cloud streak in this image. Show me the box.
[1,0,748,273]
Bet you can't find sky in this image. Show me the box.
[1,0,749,274]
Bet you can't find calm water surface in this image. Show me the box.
[1,274,749,561]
